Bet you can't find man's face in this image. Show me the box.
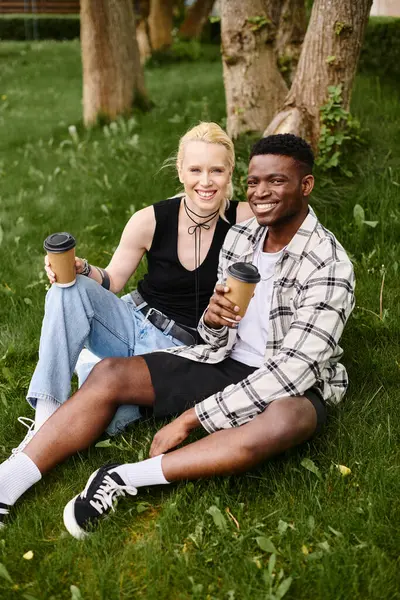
[247,154,313,227]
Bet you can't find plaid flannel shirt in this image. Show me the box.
[165,208,355,433]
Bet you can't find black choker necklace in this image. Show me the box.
[183,198,219,338]
[183,198,219,234]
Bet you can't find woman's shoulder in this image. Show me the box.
[154,195,182,209]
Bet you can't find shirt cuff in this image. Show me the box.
[195,393,231,433]
[198,317,228,344]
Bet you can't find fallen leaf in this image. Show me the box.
[301,544,309,555]
[337,464,351,476]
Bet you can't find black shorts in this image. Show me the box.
[142,352,327,433]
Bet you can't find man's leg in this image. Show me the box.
[162,395,317,481]
[0,356,153,517]
[24,356,154,473]
[62,395,319,538]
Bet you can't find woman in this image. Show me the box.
[14,122,252,449]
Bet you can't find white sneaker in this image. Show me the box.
[11,417,35,456]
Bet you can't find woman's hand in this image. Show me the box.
[44,255,83,284]
[149,409,200,457]
[203,284,241,329]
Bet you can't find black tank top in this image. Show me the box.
[137,196,238,328]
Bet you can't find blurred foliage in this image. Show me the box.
[359,17,400,80]
[0,14,79,41]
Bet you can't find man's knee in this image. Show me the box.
[90,357,132,394]
[240,396,317,458]
[89,356,153,404]
[267,397,317,442]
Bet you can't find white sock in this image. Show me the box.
[0,452,42,506]
[111,455,170,488]
[34,397,59,431]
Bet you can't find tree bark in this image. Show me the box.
[275,0,307,84]
[135,0,152,64]
[80,0,149,126]
[221,0,288,139]
[148,0,175,51]
[179,0,215,40]
[264,0,373,150]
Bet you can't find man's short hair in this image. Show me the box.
[250,134,314,174]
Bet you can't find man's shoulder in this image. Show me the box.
[310,220,352,267]
[223,217,258,245]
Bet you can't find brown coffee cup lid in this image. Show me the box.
[227,262,260,283]
[44,232,76,253]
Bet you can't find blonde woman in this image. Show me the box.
[14,122,252,448]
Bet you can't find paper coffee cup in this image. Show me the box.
[225,262,261,317]
[44,232,76,288]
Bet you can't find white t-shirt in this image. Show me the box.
[230,241,283,368]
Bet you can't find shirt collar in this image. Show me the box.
[246,206,318,263]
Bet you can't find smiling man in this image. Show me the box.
[0,135,355,539]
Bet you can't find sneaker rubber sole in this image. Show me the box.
[63,467,101,540]
[63,494,88,540]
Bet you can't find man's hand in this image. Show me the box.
[149,409,200,457]
[204,284,241,329]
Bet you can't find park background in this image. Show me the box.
[0,1,399,599]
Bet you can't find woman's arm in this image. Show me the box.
[45,206,156,294]
[103,206,156,293]
[235,202,254,223]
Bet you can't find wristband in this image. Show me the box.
[94,266,111,290]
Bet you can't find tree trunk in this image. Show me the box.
[275,0,307,84]
[135,0,152,64]
[148,0,175,51]
[264,0,373,150]
[80,0,149,126]
[221,0,288,139]
[179,0,215,40]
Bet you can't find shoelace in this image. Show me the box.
[11,417,35,456]
[183,198,219,335]
[82,474,137,515]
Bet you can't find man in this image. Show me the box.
[0,135,355,539]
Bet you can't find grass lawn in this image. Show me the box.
[0,41,399,600]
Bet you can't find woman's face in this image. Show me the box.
[179,141,232,214]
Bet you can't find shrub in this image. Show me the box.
[0,15,79,41]
[359,17,400,80]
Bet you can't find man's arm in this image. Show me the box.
[195,259,355,433]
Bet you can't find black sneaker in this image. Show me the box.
[0,502,10,528]
[63,464,137,539]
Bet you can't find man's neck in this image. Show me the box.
[263,207,309,253]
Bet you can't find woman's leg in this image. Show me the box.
[72,294,186,436]
[26,276,138,418]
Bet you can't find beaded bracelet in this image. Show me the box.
[80,258,92,277]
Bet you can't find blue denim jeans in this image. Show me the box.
[27,275,184,435]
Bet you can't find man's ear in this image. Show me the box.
[302,174,314,197]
